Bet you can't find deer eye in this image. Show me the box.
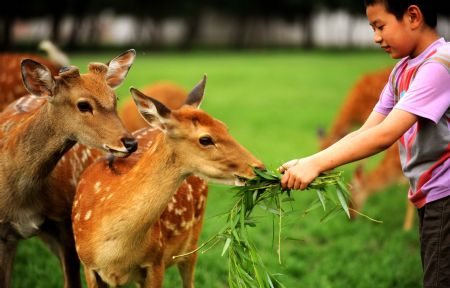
[77,101,93,113]
[199,136,214,146]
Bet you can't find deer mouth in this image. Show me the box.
[103,145,131,157]
[234,175,249,186]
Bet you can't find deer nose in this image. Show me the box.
[121,137,138,153]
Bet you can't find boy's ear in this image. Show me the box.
[130,87,171,131]
[406,5,422,29]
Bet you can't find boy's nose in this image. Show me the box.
[373,32,382,44]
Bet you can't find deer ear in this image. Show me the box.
[21,59,56,97]
[185,74,206,108]
[130,87,171,130]
[105,49,136,89]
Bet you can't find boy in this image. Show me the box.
[279,1,449,287]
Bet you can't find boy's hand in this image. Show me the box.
[278,157,320,190]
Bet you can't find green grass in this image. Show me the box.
[12,50,422,288]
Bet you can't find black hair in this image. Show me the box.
[364,0,437,28]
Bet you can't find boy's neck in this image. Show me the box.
[411,29,441,58]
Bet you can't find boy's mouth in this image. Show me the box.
[381,46,391,53]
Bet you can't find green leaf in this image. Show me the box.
[316,189,327,211]
[222,237,232,256]
[336,184,350,218]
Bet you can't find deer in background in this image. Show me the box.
[318,66,414,230]
[0,40,69,111]
[120,81,188,131]
[0,50,137,288]
[72,76,264,287]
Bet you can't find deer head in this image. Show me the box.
[20,49,138,156]
[130,75,263,184]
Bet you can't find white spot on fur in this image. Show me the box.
[167,202,174,211]
[84,210,92,221]
[174,207,187,215]
[74,213,80,221]
[94,182,102,193]
[163,220,176,231]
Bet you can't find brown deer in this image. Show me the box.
[0,50,137,288]
[318,66,413,230]
[40,79,202,287]
[0,41,69,112]
[120,81,188,131]
[0,53,61,111]
[72,76,264,287]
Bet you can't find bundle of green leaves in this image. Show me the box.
[174,168,378,287]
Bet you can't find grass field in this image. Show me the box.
[11,50,422,287]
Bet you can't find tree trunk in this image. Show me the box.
[0,16,13,51]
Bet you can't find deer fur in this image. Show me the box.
[120,81,188,131]
[0,50,137,288]
[0,53,60,111]
[72,76,263,287]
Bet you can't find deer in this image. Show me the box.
[318,66,413,230]
[32,79,203,287]
[72,75,264,287]
[0,53,61,111]
[120,81,188,131]
[0,49,137,288]
[0,40,68,112]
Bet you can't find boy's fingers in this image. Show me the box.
[287,174,296,189]
[280,172,287,188]
[278,159,299,173]
[278,163,289,173]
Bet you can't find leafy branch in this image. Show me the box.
[174,168,381,288]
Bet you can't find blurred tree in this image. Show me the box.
[277,0,317,48]
[1,0,449,51]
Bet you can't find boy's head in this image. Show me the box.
[365,0,437,28]
[365,0,439,59]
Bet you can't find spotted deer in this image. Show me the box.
[0,53,61,111]
[318,66,413,230]
[0,41,69,112]
[0,50,137,288]
[72,76,264,287]
[120,81,188,131]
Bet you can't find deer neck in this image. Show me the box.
[3,104,76,195]
[103,132,187,244]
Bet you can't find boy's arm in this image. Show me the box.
[280,109,417,190]
[335,110,388,141]
[279,110,386,175]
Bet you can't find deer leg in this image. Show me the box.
[83,267,108,288]
[143,260,165,288]
[403,201,416,231]
[0,223,20,288]
[37,219,81,288]
[177,252,198,288]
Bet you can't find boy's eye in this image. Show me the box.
[377,25,384,30]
